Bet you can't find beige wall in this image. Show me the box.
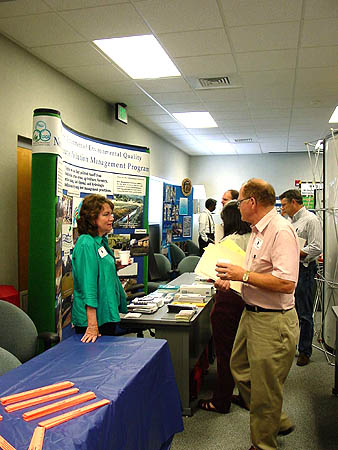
[0,33,190,287]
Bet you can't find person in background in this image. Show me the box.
[216,179,299,450]
[71,194,128,343]
[198,198,217,255]
[279,189,322,366]
[198,200,251,414]
[221,189,239,208]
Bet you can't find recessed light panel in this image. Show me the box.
[173,112,218,128]
[329,106,338,123]
[93,35,181,80]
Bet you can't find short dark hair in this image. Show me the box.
[221,200,251,236]
[205,198,217,209]
[279,189,303,205]
[77,194,114,236]
[242,179,276,207]
[228,189,239,200]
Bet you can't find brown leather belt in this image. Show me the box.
[245,304,293,313]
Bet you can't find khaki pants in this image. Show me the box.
[230,308,299,450]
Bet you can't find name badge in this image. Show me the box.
[253,237,263,250]
[98,246,108,258]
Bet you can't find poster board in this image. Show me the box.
[28,108,150,337]
[162,182,193,247]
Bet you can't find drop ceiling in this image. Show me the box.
[0,0,337,155]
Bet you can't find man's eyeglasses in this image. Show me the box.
[236,197,251,207]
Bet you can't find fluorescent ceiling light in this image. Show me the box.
[93,35,180,79]
[329,106,338,123]
[172,112,218,128]
[204,141,236,154]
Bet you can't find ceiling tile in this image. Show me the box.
[30,42,107,67]
[0,13,83,47]
[197,88,246,102]
[250,108,291,119]
[295,67,338,97]
[45,0,130,10]
[134,0,223,33]
[303,0,338,19]
[210,111,251,120]
[158,28,231,57]
[233,143,262,154]
[237,49,297,72]
[205,101,250,112]
[61,64,129,85]
[127,104,167,115]
[301,18,338,47]
[59,4,149,40]
[219,0,302,26]
[230,22,300,52]
[166,103,207,113]
[137,78,191,93]
[0,0,52,17]
[175,54,237,77]
[297,46,338,68]
[151,91,200,105]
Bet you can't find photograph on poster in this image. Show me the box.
[62,194,73,224]
[179,197,188,215]
[61,254,73,329]
[107,233,131,251]
[113,194,144,229]
[166,229,172,244]
[130,233,149,256]
[165,185,176,202]
[62,223,73,254]
[183,216,192,238]
[72,197,83,227]
[172,222,183,238]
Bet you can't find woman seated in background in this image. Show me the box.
[199,200,251,413]
[71,194,128,343]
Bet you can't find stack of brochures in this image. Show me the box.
[175,310,196,322]
[174,293,207,303]
[127,302,158,314]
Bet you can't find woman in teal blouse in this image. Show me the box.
[71,194,128,343]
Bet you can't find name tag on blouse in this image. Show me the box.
[98,246,108,258]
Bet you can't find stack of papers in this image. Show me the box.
[194,238,246,294]
[127,302,158,314]
[174,293,206,303]
[175,310,196,322]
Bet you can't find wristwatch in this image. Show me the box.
[242,270,250,283]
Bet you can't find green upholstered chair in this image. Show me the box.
[0,347,21,375]
[148,253,172,293]
[185,240,200,256]
[177,255,200,274]
[168,243,186,269]
[0,300,59,363]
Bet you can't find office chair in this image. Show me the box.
[185,240,200,256]
[177,255,200,274]
[148,253,172,293]
[168,243,186,269]
[0,300,59,363]
[0,347,21,376]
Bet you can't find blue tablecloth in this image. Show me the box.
[0,335,184,450]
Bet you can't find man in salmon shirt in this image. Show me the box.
[215,178,300,450]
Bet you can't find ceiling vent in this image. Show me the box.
[234,138,253,143]
[198,76,231,88]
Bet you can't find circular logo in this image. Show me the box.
[181,178,192,196]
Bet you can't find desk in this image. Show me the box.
[332,306,338,396]
[0,335,183,450]
[121,273,213,416]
